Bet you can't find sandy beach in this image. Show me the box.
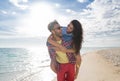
[53,48,120,81]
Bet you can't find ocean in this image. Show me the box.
[0,46,56,81]
[0,46,114,81]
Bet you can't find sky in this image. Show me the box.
[0,0,120,47]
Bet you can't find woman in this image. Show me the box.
[48,20,83,80]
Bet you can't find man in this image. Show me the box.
[46,20,81,81]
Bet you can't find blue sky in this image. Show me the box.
[0,0,120,47]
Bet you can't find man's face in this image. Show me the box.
[66,22,74,34]
[53,23,62,37]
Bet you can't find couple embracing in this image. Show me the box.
[46,20,83,81]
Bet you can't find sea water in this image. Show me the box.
[0,46,55,81]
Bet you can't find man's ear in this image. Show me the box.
[51,30,55,34]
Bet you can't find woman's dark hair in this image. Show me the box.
[71,20,83,54]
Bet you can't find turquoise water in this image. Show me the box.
[0,47,54,81]
[0,48,49,72]
[0,47,115,81]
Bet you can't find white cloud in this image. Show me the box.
[9,0,29,10]
[78,0,120,33]
[11,11,17,15]
[83,37,120,47]
[55,3,60,7]
[0,9,17,15]
[77,0,88,3]
[0,10,8,14]
[0,37,47,48]
[0,31,16,37]
[23,0,28,2]
[66,9,77,15]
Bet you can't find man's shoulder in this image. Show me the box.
[46,35,54,46]
[46,40,53,46]
[46,40,54,48]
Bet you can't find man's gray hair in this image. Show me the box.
[48,20,59,32]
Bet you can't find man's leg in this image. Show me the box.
[66,63,75,81]
[57,64,67,81]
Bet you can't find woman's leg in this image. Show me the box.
[75,54,82,79]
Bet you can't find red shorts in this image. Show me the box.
[57,63,75,81]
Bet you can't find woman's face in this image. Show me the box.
[66,22,74,34]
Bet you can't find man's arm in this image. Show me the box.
[46,41,56,60]
[46,41,57,73]
[47,34,60,47]
[47,35,75,53]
